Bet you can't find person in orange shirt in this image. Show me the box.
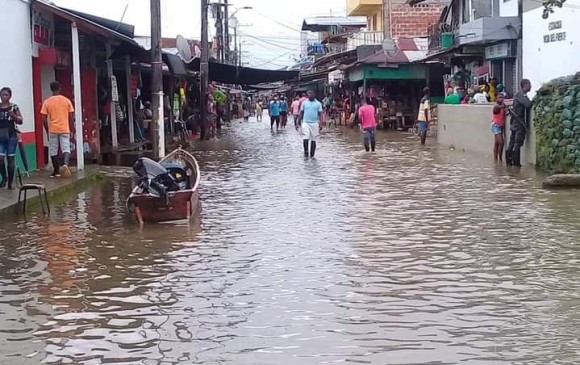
[41,81,74,177]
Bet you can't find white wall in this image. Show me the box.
[500,0,519,17]
[437,104,536,166]
[523,0,580,97]
[0,0,34,134]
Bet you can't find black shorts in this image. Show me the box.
[271,115,280,122]
[280,111,288,117]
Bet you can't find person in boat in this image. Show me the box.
[297,90,323,158]
[0,87,23,189]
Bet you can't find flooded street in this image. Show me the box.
[3,119,580,364]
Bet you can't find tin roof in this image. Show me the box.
[301,16,367,32]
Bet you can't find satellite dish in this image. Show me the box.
[176,34,193,62]
[382,38,398,58]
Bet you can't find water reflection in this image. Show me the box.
[1,120,580,364]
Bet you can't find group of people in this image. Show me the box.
[444,78,509,105]
[0,81,73,190]
[490,79,533,167]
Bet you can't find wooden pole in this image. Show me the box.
[151,0,165,158]
[125,56,135,143]
[224,0,230,64]
[71,22,84,171]
[106,43,118,149]
[201,0,209,139]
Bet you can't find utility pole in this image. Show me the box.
[383,0,392,39]
[200,0,209,140]
[150,0,164,158]
[224,0,230,64]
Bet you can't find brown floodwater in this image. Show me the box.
[2,119,580,364]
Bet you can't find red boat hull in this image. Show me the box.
[129,189,200,223]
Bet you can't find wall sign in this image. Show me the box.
[484,41,516,60]
[32,8,54,57]
[544,20,566,43]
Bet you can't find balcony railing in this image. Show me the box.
[346,30,384,51]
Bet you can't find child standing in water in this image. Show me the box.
[491,94,506,162]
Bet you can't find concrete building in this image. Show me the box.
[347,0,447,38]
[1,0,36,170]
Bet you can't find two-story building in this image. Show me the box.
[415,0,521,96]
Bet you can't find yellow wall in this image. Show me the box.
[367,8,383,31]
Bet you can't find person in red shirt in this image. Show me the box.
[358,96,377,152]
[491,94,506,162]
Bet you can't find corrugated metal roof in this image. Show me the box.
[301,16,367,31]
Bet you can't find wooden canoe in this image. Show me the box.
[127,148,201,224]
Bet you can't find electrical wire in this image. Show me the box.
[251,9,304,33]
[251,46,302,68]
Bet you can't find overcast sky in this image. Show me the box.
[53,0,348,69]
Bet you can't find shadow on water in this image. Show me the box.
[2,118,580,364]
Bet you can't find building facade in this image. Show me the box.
[1,0,37,170]
[522,0,580,96]
[347,0,446,38]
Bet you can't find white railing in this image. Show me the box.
[346,30,384,51]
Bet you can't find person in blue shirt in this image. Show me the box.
[297,90,323,158]
[269,96,281,131]
[279,97,288,129]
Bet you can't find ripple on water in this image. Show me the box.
[1,120,580,364]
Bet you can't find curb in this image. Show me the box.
[0,171,108,218]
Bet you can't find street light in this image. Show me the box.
[226,6,252,64]
[229,6,252,20]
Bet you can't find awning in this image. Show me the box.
[187,59,299,85]
[33,0,146,59]
[301,16,367,32]
[162,53,189,77]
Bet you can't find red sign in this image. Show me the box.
[33,24,50,45]
[130,74,139,98]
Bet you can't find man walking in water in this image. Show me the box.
[358,96,377,152]
[269,96,281,131]
[291,96,300,130]
[506,79,532,167]
[297,90,323,158]
[41,81,74,177]
[416,87,431,145]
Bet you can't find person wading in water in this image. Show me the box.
[297,90,323,158]
[506,79,532,167]
[358,96,377,152]
[0,87,23,189]
[416,87,431,145]
[269,96,281,131]
[491,93,506,162]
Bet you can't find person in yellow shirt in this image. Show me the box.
[416,87,431,145]
[41,81,74,178]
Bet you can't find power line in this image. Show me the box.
[251,46,302,68]
[252,9,304,33]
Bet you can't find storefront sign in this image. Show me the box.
[484,42,515,60]
[544,20,566,43]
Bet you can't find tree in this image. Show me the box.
[543,0,567,19]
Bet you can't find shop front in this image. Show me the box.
[31,1,144,170]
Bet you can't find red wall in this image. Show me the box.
[390,3,445,38]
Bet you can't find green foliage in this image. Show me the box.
[534,72,580,173]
